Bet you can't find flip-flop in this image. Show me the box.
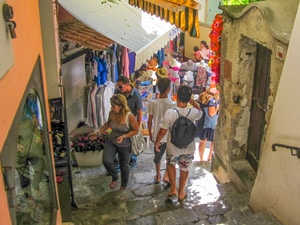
[178,193,188,201]
[167,193,178,198]
[163,178,170,183]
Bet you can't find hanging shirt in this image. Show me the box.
[128,51,136,75]
[122,47,129,78]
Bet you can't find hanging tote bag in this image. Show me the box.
[126,113,145,156]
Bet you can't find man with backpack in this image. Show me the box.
[154,85,202,201]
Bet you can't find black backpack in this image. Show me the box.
[170,108,196,149]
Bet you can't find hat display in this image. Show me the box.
[187,59,196,70]
[169,58,181,68]
[147,56,158,70]
[156,67,168,79]
[209,87,220,94]
[181,59,196,71]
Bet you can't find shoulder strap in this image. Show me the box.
[125,112,131,128]
[186,108,191,117]
[173,108,180,117]
[174,108,191,117]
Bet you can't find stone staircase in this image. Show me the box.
[227,160,256,193]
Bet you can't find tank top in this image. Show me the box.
[109,120,131,147]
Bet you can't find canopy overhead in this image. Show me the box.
[128,0,200,37]
[57,0,180,70]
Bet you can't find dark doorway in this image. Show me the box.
[246,44,272,171]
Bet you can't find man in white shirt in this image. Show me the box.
[148,78,175,184]
[154,85,202,201]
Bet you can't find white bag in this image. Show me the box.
[126,113,145,156]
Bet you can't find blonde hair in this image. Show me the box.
[198,91,213,105]
[110,94,130,115]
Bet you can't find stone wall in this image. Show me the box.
[213,6,287,181]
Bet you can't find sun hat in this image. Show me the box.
[156,67,168,79]
[186,59,196,71]
[181,59,196,71]
[209,87,220,94]
[147,56,158,70]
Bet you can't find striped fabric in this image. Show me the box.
[128,0,200,37]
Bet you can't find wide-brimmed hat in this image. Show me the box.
[187,59,196,70]
[147,56,158,70]
[209,87,220,94]
[156,67,168,78]
[181,59,196,71]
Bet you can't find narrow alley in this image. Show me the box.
[66,136,282,225]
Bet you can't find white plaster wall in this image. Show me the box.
[250,5,300,225]
[39,0,61,99]
[61,55,86,133]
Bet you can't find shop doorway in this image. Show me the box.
[246,44,271,171]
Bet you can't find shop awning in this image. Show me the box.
[128,0,200,37]
[57,0,180,70]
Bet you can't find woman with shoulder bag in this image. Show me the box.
[96,94,138,190]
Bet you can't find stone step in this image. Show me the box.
[228,160,256,193]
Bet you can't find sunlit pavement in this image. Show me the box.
[68,141,282,225]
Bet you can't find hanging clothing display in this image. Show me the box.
[196,61,211,92]
[110,44,118,83]
[122,47,130,77]
[87,84,99,127]
[86,81,115,128]
[96,81,115,128]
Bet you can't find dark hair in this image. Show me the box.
[117,76,130,84]
[157,78,171,94]
[200,40,209,49]
[177,85,192,103]
[193,46,199,51]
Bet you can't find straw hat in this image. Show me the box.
[147,56,158,70]
[156,67,168,79]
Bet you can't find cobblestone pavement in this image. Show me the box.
[68,144,283,225]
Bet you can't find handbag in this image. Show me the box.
[126,113,145,156]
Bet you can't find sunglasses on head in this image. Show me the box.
[111,95,122,106]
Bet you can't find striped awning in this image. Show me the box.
[58,0,180,70]
[129,0,200,37]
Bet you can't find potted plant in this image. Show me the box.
[70,132,108,167]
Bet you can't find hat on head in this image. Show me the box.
[156,67,168,79]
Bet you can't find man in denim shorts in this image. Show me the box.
[154,85,202,201]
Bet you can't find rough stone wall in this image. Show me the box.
[213,6,287,180]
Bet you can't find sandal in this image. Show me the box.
[167,193,178,198]
[178,193,188,201]
[154,174,161,184]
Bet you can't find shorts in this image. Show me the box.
[153,143,167,164]
[166,152,194,172]
[199,128,215,142]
